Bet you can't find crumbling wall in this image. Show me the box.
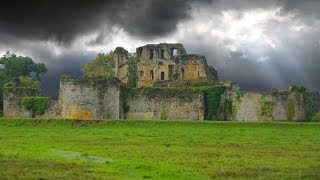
[59,78,121,119]
[179,55,214,80]
[3,88,39,117]
[3,88,60,118]
[230,91,306,121]
[136,43,217,87]
[114,47,129,84]
[125,88,204,120]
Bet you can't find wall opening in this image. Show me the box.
[160,49,165,59]
[198,71,200,78]
[161,72,165,80]
[181,68,185,79]
[140,71,144,77]
[168,65,174,80]
[172,48,178,56]
[158,62,164,65]
[149,49,154,59]
[150,70,154,80]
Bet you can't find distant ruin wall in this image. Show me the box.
[125,88,204,120]
[3,88,60,118]
[2,78,309,122]
[230,91,306,121]
[59,78,121,119]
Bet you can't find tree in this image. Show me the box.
[82,52,115,79]
[127,53,138,87]
[0,52,47,111]
[0,52,47,79]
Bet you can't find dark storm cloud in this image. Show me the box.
[0,0,194,42]
[0,0,320,94]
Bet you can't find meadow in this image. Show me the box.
[0,118,319,179]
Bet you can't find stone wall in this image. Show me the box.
[3,88,40,118]
[114,47,129,84]
[136,43,217,87]
[3,87,60,118]
[2,77,309,121]
[59,78,122,119]
[126,88,204,120]
[229,91,306,121]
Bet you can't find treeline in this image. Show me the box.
[0,52,47,112]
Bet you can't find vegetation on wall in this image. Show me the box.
[120,85,227,120]
[160,110,168,120]
[288,85,306,94]
[22,96,49,117]
[305,92,320,121]
[200,86,226,120]
[120,87,130,119]
[258,95,275,119]
[171,78,216,87]
[287,101,295,121]
[0,52,47,110]
[231,91,245,115]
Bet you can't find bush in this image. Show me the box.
[288,85,306,94]
[22,96,49,117]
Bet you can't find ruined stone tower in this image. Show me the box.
[136,43,218,87]
[113,47,129,84]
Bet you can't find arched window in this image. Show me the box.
[140,71,144,77]
[161,72,165,80]
[172,48,178,56]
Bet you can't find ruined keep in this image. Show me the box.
[3,43,318,121]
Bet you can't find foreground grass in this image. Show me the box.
[0,119,319,179]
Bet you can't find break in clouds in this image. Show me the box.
[0,0,320,95]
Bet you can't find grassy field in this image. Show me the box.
[0,119,319,179]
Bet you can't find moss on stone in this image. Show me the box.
[287,101,295,121]
[160,110,168,120]
[120,86,130,119]
[258,95,275,120]
[123,85,226,120]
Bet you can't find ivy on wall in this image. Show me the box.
[22,96,49,117]
[258,95,275,120]
[287,101,295,121]
[120,85,227,121]
[289,85,306,94]
[120,87,130,119]
[199,86,226,120]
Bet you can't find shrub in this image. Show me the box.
[288,85,306,94]
[22,96,49,117]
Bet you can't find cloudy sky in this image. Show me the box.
[1,0,320,95]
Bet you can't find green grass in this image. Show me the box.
[0,118,319,179]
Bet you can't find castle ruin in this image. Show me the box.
[3,43,319,121]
